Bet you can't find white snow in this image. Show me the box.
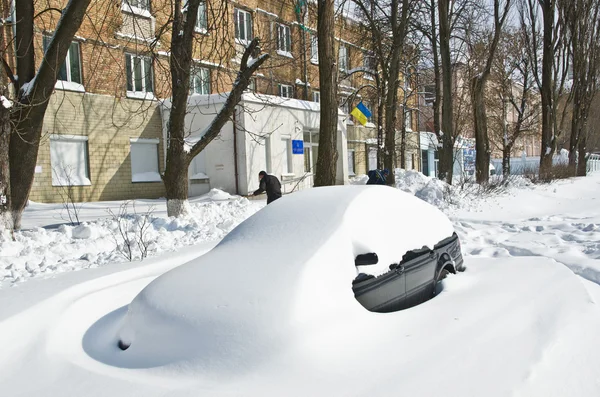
[1,173,600,396]
[0,95,12,108]
[0,191,264,287]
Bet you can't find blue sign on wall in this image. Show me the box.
[292,140,304,154]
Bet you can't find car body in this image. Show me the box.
[352,232,464,313]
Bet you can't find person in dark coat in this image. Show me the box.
[366,169,389,185]
[253,171,282,204]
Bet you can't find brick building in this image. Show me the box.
[6,0,419,203]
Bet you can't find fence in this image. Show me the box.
[589,154,600,173]
[491,154,600,176]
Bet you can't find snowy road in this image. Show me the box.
[1,175,600,396]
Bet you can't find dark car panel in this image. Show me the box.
[353,233,463,313]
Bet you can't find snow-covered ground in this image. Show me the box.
[1,173,600,396]
[0,189,264,286]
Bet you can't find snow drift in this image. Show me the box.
[115,185,454,368]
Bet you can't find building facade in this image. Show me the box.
[6,0,419,203]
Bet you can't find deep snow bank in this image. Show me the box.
[115,185,454,369]
[350,169,451,208]
[0,191,263,286]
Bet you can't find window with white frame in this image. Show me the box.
[125,53,154,97]
[49,135,91,187]
[339,44,348,71]
[279,84,293,98]
[363,52,376,80]
[348,149,356,175]
[310,34,318,64]
[263,135,272,173]
[234,8,252,44]
[196,1,207,32]
[340,97,349,114]
[276,23,291,54]
[190,66,210,94]
[282,137,293,174]
[303,130,319,173]
[405,108,413,130]
[313,91,320,103]
[43,36,82,86]
[246,78,256,92]
[130,139,161,182]
[363,52,376,71]
[122,0,150,16]
[124,0,149,10]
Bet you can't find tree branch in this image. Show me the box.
[187,38,269,160]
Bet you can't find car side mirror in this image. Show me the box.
[355,253,378,266]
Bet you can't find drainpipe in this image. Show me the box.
[233,107,240,195]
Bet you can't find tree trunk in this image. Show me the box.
[438,0,454,183]
[568,96,583,174]
[400,123,406,169]
[163,151,192,217]
[0,100,10,232]
[577,134,587,176]
[502,144,511,180]
[162,0,198,217]
[430,0,442,172]
[539,0,555,180]
[314,0,338,187]
[472,79,490,183]
[8,0,92,229]
[377,81,386,169]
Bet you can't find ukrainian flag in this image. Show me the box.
[350,102,372,126]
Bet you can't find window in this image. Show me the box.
[264,135,272,173]
[122,0,151,17]
[190,66,210,95]
[282,137,293,174]
[43,36,82,87]
[340,98,349,114]
[405,109,413,131]
[363,52,376,80]
[339,44,348,71]
[303,131,319,173]
[363,52,376,71]
[246,78,256,92]
[279,84,293,98]
[124,0,149,10]
[130,139,161,182]
[424,85,435,106]
[348,149,356,176]
[313,91,320,103]
[234,8,252,44]
[276,23,291,54]
[310,34,318,64]
[49,135,91,187]
[125,53,154,98]
[196,1,207,32]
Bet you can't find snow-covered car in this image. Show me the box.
[116,185,463,362]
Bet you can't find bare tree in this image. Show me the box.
[470,0,512,184]
[314,0,339,187]
[161,1,269,217]
[348,0,412,186]
[438,0,454,183]
[530,0,557,179]
[0,0,93,231]
[560,0,600,176]
[489,28,539,179]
